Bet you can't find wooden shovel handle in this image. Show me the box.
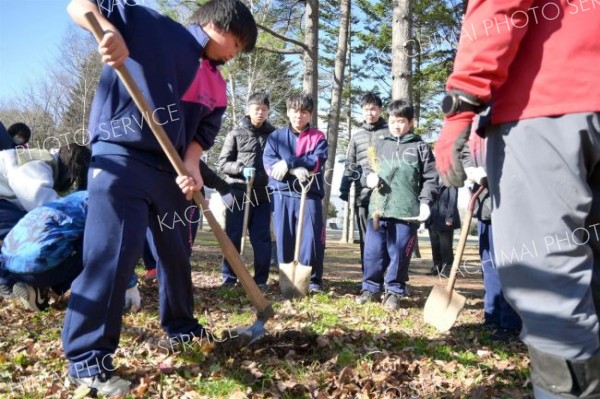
[293,175,315,262]
[445,185,485,292]
[84,12,273,320]
[240,174,255,256]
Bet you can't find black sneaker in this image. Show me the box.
[490,328,521,343]
[427,265,442,276]
[257,283,269,292]
[12,282,49,311]
[220,281,237,289]
[66,373,131,397]
[355,290,381,304]
[438,264,451,278]
[382,292,403,310]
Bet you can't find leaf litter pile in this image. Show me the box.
[0,230,531,398]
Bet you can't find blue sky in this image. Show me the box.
[0,0,72,102]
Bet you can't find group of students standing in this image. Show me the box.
[339,93,521,333]
[213,91,328,294]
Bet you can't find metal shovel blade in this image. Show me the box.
[423,284,467,332]
[423,186,484,332]
[279,261,312,299]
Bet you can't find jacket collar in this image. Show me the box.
[240,116,276,135]
[382,131,420,143]
[362,118,387,132]
[187,24,225,67]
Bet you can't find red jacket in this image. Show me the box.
[448,0,600,124]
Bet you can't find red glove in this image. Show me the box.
[435,111,475,187]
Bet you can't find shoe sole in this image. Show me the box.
[66,375,131,397]
[0,286,13,299]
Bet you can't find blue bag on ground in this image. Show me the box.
[1,191,87,274]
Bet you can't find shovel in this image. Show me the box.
[423,185,485,332]
[279,175,315,299]
[85,13,273,344]
[240,172,255,256]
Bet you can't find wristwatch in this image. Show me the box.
[441,90,484,117]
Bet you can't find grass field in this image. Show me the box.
[0,229,531,398]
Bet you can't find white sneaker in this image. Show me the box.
[66,373,131,397]
[12,282,49,311]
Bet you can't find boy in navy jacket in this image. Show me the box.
[263,93,328,293]
[63,0,257,395]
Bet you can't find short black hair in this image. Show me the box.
[55,144,91,193]
[387,99,414,121]
[286,93,314,113]
[248,92,270,108]
[8,123,31,145]
[189,0,258,53]
[361,93,383,108]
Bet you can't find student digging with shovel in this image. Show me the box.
[263,93,328,295]
[62,0,257,396]
[217,93,276,290]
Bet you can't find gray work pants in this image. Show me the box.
[487,113,600,398]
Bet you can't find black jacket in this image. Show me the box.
[217,116,276,203]
[201,159,230,196]
[0,121,14,151]
[428,182,460,231]
[342,118,388,207]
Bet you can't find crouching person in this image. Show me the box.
[0,191,140,312]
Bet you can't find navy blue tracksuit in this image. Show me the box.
[478,221,521,330]
[222,200,271,284]
[363,219,417,295]
[62,2,226,379]
[64,157,202,378]
[263,126,328,289]
[272,194,324,288]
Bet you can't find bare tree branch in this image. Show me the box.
[256,45,303,55]
[257,23,313,57]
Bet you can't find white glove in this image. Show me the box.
[465,167,487,185]
[125,284,141,312]
[366,173,380,189]
[290,167,310,182]
[271,160,288,181]
[418,223,427,234]
[417,203,431,222]
[220,193,234,208]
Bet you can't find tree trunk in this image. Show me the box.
[341,104,353,243]
[391,0,412,101]
[414,25,422,124]
[229,73,237,124]
[303,0,319,127]
[322,0,350,228]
